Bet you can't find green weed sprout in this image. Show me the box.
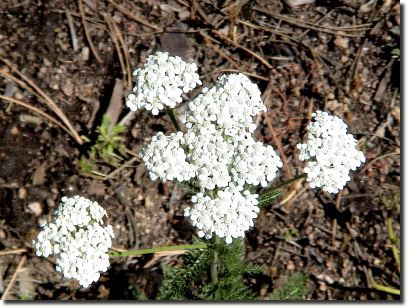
[80,115,126,178]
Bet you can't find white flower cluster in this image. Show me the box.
[33,195,115,288]
[140,131,196,182]
[126,51,201,115]
[297,110,366,194]
[185,187,260,244]
[138,70,283,243]
[183,73,267,135]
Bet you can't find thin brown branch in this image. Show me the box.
[103,0,162,31]
[0,58,83,144]
[0,94,77,140]
[0,248,28,256]
[109,15,132,89]
[214,68,269,81]
[212,29,272,69]
[1,255,27,300]
[79,0,103,63]
[103,156,139,180]
[65,9,78,51]
[200,32,240,70]
[252,6,371,36]
[192,0,216,27]
[262,110,291,179]
[105,15,127,86]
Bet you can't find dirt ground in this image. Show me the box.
[0,0,400,301]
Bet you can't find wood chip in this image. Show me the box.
[32,162,47,186]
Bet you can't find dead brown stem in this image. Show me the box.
[0,94,76,140]
[79,0,103,63]
[1,255,27,300]
[0,57,83,144]
[103,0,162,31]
[212,29,272,69]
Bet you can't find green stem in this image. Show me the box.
[259,173,307,200]
[386,217,400,272]
[107,244,207,258]
[211,236,219,284]
[367,269,400,296]
[166,107,181,132]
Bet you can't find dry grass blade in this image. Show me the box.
[0,249,28,256]
[212,29,272,69]
[252,6,371,37]
[0,95,75,139]
[213,68,269,81]
[106,15,132,89]
[0,57,83,144]
[103,156,139,180]
[191,0,216,27]
[103,0,162,31]
[262,110,291,179]
[200,32,240,70]
[106,15,127,84]
[65,9,78,51]
[78,0,103,63]
[239,20,330,95]
[360,152,400,174]
[0,69,48,106]
[1,255,27,300]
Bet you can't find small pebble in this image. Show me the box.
[62,83,74,97]
[28,202,43,216]
[10,125,19,136]
[81,47,90,61]
[18,187,27,199]
[334,33,349,49]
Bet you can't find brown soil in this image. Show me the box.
[0,0,400,301]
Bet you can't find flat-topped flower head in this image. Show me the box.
[297,110,366,193]
[33,195,115,288]
[126,51,201,115]
[183,73,266,135]
[140,131,196,183]
[184,187,260,244]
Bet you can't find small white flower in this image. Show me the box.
[297,110,366,193]
[33,196,115,288]
[126,51,201,114]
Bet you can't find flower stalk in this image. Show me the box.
[107,244,207,258]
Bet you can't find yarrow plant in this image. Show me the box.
[33,195,115,288]
[128,51,365,244]
[137,71,283,243]
[34,51,365,297]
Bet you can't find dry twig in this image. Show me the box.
[1,255,27,300]
[103,0,162,31]
[0,57,83,144]
[0,95,76,139]
[212,29,272,69]
[65,9,78,51]
[78,0,103,63]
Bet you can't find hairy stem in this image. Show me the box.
[258,173,306,201]
[107,244,207,258]
[211,235,219,284]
